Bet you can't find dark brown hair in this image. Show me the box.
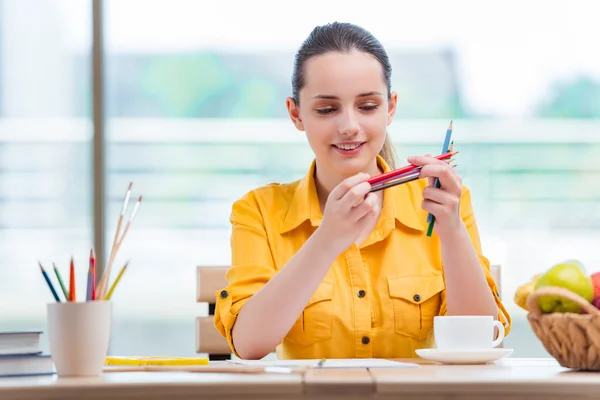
[291,22,397,169]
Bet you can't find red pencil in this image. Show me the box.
[69,257,76,302]
[91,249,96,301]
[368,151,458,185]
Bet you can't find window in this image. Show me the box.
[0,0,92,337]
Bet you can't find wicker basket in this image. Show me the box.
[527,286,600,371]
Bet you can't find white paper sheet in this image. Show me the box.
[227,358,419,369]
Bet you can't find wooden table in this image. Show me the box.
[2,358,600,400]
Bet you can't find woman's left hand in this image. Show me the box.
[407,154,463,236]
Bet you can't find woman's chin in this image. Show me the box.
[333,159,374,177]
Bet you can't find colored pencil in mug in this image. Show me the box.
[86,262,93,301]
[52,262,69,300]
[426,121,453,237]
[86,249,96,301]
[39,262,61,302]
[91,249,96,301]
[105,261,129,300]
[69,257,76,302]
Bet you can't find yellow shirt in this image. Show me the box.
[214,155,511,359]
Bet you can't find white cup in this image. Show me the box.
[433,315,505,350]
[47,301,112,376]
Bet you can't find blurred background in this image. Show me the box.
[1,0,599,358]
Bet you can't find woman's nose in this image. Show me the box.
[338,111,360,136]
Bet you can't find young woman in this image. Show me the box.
[214,22,511,360]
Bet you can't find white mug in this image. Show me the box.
[47,301,112,376]
[433,315,505,350]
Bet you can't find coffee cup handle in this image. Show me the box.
[491,320,505,347]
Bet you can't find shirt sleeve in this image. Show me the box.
[438,186,512,336]
[213,191,277,357]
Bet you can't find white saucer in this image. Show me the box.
[415,348,514,365]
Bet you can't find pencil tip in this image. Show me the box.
[128,182,133,190]
[138,195,143,201]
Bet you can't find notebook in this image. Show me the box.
[227,358,419,369]
[0,354,55,377]
[0,331,43,356]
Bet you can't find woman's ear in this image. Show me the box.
[387,91,398,126]
[286,97,305,131]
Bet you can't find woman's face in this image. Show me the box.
[288,50,397,178]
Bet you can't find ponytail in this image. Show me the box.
[378,133,397,170]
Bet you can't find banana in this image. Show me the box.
[514,273,541,311]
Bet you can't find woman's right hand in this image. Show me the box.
[317,172,379,253]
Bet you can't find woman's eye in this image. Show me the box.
[316,108,335,115]
[361,105,378,111]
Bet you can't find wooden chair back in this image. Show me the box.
[196,266,231,360]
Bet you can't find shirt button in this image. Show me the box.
[362,336,370,345]
[413,294,421,302]
[220,290,229,299]
[357,290,366,298]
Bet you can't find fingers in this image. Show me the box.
[420,164,461,194]
[423,186,460,210]
[330,172,370,201]
[346,181,373,207]
[408,154,458,188]
[351,192,378,222]
[421,199,459,225]
[421,199,444,219]
[335,175,373,208]
[450,165,462,185]
[407,154,437,187]
[423,154,436,187]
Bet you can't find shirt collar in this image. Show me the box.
[280,155,425,235]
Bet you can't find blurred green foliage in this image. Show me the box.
[537,77,600,118]
[105,52,600,119]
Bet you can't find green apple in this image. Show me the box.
[534,260,594,313]
[562,259,587,273]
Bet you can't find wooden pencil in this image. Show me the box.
[105,262,129,300]
[69,257,76,302]
[369,163,456,193]
[52,262,69,300]
[86,249,95,302]
[39,262,61,302]
[426,121,453,237]
[368,151,457,186]
[91,249,96,301]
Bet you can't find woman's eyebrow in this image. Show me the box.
[312,91,383,100]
